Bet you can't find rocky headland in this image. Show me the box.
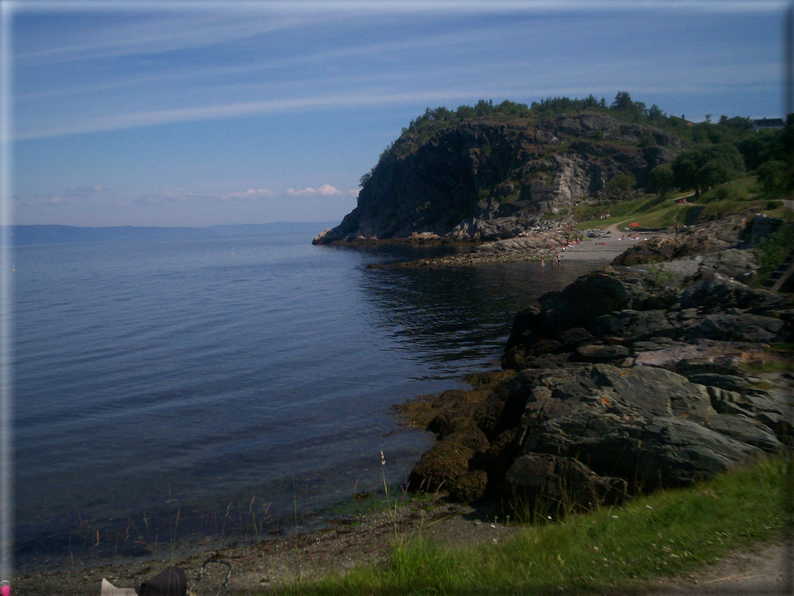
[397,213,793,515]
[314,110,682,246]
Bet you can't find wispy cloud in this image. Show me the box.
[64,184,108,197]
[15,13,305,65]
[287,184,345,197]
[14,91,483,140]
[222,188,277,201]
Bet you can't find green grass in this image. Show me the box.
[574,195,676,230]
[754,223,794,276]
[574,175,794,231]
[260,456,789,595]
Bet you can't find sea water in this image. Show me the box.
[13,224,600,569]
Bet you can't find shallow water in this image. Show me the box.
[13,225,601,569]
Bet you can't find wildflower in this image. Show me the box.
[380,451,385,466]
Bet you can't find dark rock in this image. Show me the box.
[611,237,682,266]
[740,214,785,245]
[689,249,758,282]
[527,352,575,369]
[505,454,627,514]
[573,344,631,362]
[687,373,766,396]
[686,313,786,343]
[676,274,788,314]
[706,414,781,453]
[674,357,747,378]
[635,417,761,487]
[407,423,489,496]
[591,309,676,342]
[559,327,595,348]
[536,270,647,334]
[448,470,489,502]
[406,259,791,510]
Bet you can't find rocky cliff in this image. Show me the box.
[313,112,683,244]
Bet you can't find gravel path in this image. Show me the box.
[645,539,793,595]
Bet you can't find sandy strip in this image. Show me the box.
[553,231,670,263]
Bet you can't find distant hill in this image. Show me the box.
[9,222,328,246]
[313,94,770,245]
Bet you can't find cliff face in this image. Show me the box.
[313,112,684,244]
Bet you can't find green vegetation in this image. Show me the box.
[646,164,674,197]
[753,223,794,284]
[262,456,789,595]
[672,144,745,197]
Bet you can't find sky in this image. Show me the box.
[4,0,792,227]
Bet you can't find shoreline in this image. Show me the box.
[13,216,792,594]
[12,495,522,595]
[365,226,675,269]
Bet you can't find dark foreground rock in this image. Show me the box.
[400,266,792,515]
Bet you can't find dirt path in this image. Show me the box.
[645,539,793,595]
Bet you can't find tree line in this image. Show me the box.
[399,92,793,199]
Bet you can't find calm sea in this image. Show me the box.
[13,224,600,570]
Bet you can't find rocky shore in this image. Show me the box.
[398,214,793,515]
[15,214,792,595]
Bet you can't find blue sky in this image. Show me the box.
[5,0,791,227]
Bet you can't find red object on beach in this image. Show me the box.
[1,582,9,596]
[630,222,639,227]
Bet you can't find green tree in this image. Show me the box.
[605,173,637,200]
[647,164,674,196]
[611,92,646,120]
[737,131,783,171]
[672,144,745,196]
[648,104,665,121]
[755,160,789,196]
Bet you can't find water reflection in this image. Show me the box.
[355,252,602,378]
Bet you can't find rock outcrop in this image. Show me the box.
[314,112,684,244]
[400,267,792,514]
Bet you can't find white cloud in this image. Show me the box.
[221,188,276,201]
[287,184,344,197]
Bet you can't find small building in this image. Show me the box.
[753,118,785,132]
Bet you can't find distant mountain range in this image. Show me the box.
[7,222,330,246]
